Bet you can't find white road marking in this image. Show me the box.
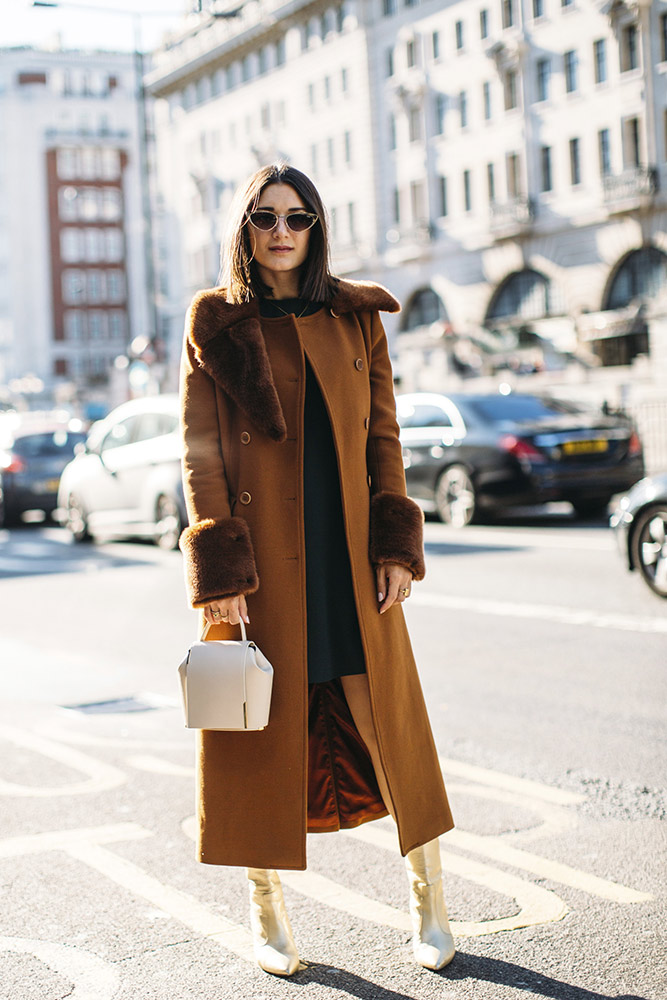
[184,816,565,938]
[445,830,653,904]
[125,754,195,777]
[0,822,151,858]
[439,757,585,805]
[42,726,188,751]
[0,936,119,999]
[344,824,568,936]
[0,725,126,797]
[67,841,256,963]
[273,870,411,933]
[445,783,578,839]
[410,591,667,633]
[0,822,256,965]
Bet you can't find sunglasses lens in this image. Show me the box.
[287,213,316,232]
[249,211,277,231]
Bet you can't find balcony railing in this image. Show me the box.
[489,196,536,238]
[603,166,659,208]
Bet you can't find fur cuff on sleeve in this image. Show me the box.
[179,517,259,608]
[369,492,426,581]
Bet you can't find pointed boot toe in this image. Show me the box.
[254,941,300,977]
[411,923,456,971]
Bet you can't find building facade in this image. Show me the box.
[147,0,667,391]
[0,47,152,410]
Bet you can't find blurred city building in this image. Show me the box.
[146,0,667,405]
[0,45,153,415]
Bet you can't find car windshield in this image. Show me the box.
[466,395,586,424]
[13,431,87,457]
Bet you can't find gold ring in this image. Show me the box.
[400,588,410,596]
[212,611,221,618]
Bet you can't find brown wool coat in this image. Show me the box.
[179,278,454,870]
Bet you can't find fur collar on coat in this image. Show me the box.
[185,279,400,443]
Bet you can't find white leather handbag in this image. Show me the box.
[178,620,273,731]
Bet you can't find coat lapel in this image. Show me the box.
[186,279,400,442]
[188,291,287,442]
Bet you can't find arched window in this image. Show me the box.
[486,268,562,322]
[401,288,447,331]
[605,247,667,310]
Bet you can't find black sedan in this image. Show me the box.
[0,418,87,526]
[396,391,645,526]
[611,473,667,598]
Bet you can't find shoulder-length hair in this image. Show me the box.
[219,163,337,304]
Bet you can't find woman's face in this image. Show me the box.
[248,183,313,289]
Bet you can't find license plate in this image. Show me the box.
[562,439,608,455]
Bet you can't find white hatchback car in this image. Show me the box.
[57,394,186,549]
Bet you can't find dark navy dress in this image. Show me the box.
[259,298,366,684]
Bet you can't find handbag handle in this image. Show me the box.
[200,618,247,642]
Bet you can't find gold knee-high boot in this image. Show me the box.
[246,868,300,977]
[404,839,455,970]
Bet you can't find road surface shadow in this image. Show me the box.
[424,540,523,556]
[445,952,649,999]
[0,526,170,579]
[287,956,649,1000]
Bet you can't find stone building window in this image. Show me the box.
[620,24,639,73]
[564,50,578,92]
[594,39,607,84]
[502,0,515,30]
[569,137,581,185]
[487,269,561,321]
[402,289,446,331]
[598,127,612,176]
[504,70,518,110]
[606,248,667,310]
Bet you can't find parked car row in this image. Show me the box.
[0,413,86,526]
[396,391,644,526]
[56,394,186,550]
[3,388,663,599]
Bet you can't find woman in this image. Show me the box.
[179,163,455,977]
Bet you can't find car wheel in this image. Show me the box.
[435,466,476,527]
[630,504,667,598]
[154,494,183,551]
[571,497,612,518]
[66,495,91,542]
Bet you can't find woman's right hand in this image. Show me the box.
[204,594,249,627]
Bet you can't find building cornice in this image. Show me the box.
[145,0,335,98]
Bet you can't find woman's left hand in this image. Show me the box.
[376,562,413,614]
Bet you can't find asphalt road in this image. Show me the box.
[0,509,665,1000]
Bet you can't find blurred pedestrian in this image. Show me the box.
[179,162,454,976]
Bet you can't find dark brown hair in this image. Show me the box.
[219,162,337,304]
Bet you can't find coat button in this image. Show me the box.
[240,431,251,444]
[355,358,364,370]
[239,491,252,505]
[364,417,370,429]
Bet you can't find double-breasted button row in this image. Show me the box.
[239,491,252,505]
[240,431,251,445]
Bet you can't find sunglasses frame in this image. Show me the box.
[245,210,319,233]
